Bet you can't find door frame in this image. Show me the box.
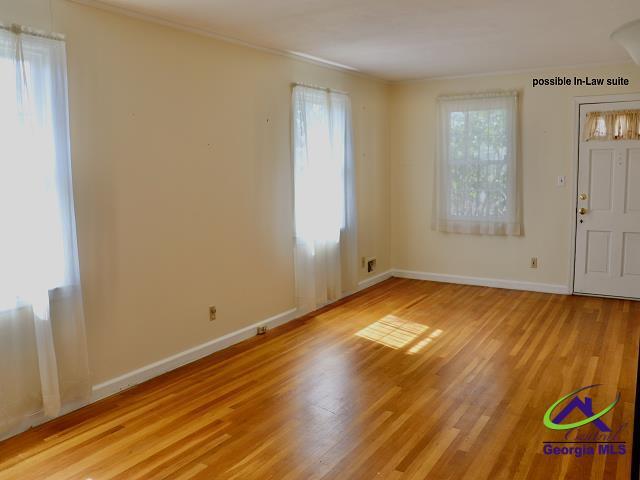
[569,92,640,296]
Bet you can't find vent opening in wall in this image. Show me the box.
[367,257,377,273]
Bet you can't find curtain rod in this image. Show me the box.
[292,82,349,95]
[0,23,65,41]
[438,90,519,101]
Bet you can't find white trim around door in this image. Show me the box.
[570,93,640,300]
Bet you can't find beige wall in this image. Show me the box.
[0,0,391,384]
[3,0,640,387]
[390,64,640,287]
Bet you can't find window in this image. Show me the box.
[584,109,640,141]
[291,85,357,313]
[0,26,89,429]
[0,29,78,310]
[434,92,520,235]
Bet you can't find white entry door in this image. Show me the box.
[574,101,640,299]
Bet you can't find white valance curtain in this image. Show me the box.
[292,85,357,314]
[0,27,90,437]
[584,110,640,141]
[434,91,520,235]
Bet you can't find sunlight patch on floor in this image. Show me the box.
[355,315,429,349]
[407,328,443,354]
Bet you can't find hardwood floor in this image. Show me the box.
[1,278,639,479]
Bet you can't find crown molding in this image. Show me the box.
[67,1,634,87]
[392,60,636,85]
[67,0,388,84]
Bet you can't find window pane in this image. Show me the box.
[447,107,508,218]
[436,93,519,235]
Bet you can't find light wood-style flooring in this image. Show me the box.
[0,278,638,479]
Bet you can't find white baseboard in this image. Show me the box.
[0,307,299,442]
[392,269,571,294]
[4,268,566,442]
[1,270,398,442]
[97,270,396,401]
[78,269,572,403]
[92,271,394,402]
[91,307,298,402]
[357,269,393,290]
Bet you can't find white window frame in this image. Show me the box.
[434,91,521,236]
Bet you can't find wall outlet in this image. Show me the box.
[257,325,268,335]
[367,257,377,273]
[209,306,217,321]
[530,257,538,269]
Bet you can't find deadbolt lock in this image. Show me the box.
[579,193,587,200]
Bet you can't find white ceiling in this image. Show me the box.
[95,0,640,80]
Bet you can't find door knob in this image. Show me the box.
[579,193,587,200]
[578,207,587,215]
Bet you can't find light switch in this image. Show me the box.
[556,176,566,187]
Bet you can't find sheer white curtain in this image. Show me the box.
[0,27,90,437]
[434,92,520,235]
[292,85,357,314]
